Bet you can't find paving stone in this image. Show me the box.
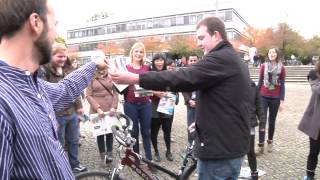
[77,84,316,179]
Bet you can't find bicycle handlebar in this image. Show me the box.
[111,113,136,147]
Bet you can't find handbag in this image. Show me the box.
[96,78,114,97]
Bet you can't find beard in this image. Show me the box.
[34,24,52,65]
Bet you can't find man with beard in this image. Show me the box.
[0,0,107,179]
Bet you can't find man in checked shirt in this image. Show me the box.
[0,0,107,179]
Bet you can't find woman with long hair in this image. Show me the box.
[257,47,286,154]
[122,42,153,162]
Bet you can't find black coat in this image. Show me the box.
[140,41,251,160]
[249,80,266,128]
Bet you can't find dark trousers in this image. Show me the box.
[247,135,257,172]
[151,117,173,153]
[307,135,320,177]
[97,134,113,153]
[259,97,280,144]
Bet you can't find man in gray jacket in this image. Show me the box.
[109,16,250,179]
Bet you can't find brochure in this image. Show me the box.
[90,112,122,136]
[239,167,266,179]
[157,92,177,115]
[108,57,130,93]
[134,85,153,97]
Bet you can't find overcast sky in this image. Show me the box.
[52,0,320,39]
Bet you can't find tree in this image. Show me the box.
[55,36,66,45]
[120,38,137,56]
[142,36,164,56]
[167,35,203,59]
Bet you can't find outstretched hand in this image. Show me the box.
[92,51,107,69]
[105,59,139,85]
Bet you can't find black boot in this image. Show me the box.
[165,151,173,161]
[154,151,161,162]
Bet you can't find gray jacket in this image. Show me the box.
[298,76,320,140]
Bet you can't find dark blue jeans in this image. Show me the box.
[56,113,80,168]
[186,106,195,145]
[259,97,280,144]
[124,102,152,160]
[197,156,244,179]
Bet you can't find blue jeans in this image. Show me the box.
[124,102,152,160]
[197,156,244,180]
[56,113,80,168]
[186,106,195,145]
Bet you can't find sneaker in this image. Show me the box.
[154,152,161,162]
[72,164,87,173]
[267,140,273,152]
[166,151,173,161]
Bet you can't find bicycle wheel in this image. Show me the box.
[75,171,111,180]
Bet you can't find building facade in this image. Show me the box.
[66,2,249,64]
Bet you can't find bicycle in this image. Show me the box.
[75,112,197,180]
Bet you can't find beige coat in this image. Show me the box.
[298,78,320,140]
[86,73,119,114]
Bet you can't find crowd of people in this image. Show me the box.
[0,0,319,180]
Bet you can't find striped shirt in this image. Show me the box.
[0,60,96,180]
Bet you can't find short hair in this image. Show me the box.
[196,16,227,40]
[0,0,48,42]
[52,42,67,55]
[129,42,146,65]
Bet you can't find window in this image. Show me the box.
[97,28,105,35]
[153,19,160,28]
[190,15,197,24]
[170,17,176,26]
[147,20,153,29]
[176,16,184,25]
[184,16,189,24]
[106,26,111,34]
[197,14,203,21]
[225,11,232,21]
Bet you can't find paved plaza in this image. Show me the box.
[78,83,316,179]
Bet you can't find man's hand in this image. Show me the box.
[108,70,139,85]
[92,51,107,69]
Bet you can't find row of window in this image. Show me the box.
[67,10,233,39]
[70,30,241,53]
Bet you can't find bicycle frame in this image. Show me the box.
[111,144,197,180]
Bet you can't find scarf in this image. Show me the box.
[263,62,282,88]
